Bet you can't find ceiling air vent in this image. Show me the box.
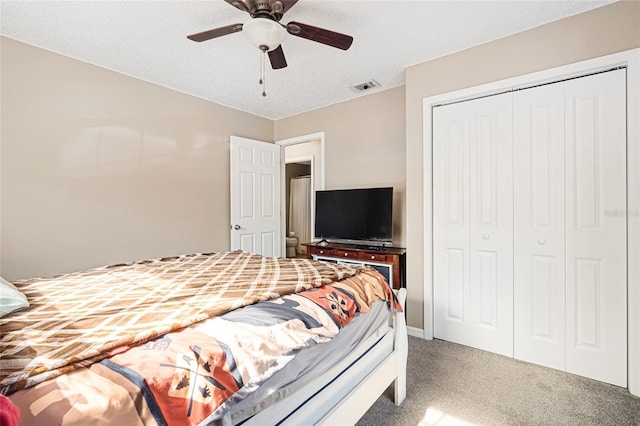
[349,80,381,93]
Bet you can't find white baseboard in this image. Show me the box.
[407,326,426,339]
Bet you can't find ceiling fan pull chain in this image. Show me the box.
[259,49,264,86]
[259,46,267,97]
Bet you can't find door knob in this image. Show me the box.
[232,224,241,230]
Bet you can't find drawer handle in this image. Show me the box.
[319,250,325,254]
[482,234,490,240]
[537,238,546,245]
[370,255,376,260]
[344,253,349,256]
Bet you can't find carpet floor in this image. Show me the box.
[357,337,640,426]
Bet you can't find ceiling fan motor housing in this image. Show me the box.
[234,0,288,21]
[243,17,287,51]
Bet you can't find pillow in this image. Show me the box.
[1,277,29,317]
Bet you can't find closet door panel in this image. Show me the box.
[468,93,514,357]
[513,83,566,370]
[433,102,471,345]
[565,69,627,387]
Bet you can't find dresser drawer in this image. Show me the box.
[358,252,388,262]
[332,249,358,259]
[309,247,334,257]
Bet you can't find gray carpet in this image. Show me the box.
[357,337,640,426]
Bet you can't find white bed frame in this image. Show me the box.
[245,288,408,425]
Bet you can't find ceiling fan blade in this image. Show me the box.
[268,45,287,69]
[286,21,353,50]
[187,23,243,42]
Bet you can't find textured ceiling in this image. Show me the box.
[0,0,614,120]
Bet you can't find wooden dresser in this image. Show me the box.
[303,242,406,290]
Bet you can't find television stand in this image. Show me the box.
[303,242,406,290]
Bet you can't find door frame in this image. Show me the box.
[422,48,640,395]
[276,132,326,255]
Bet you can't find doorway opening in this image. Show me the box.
[277,132,325,258]
[285,160,311,257]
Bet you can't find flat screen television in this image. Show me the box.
[314,187,393,247]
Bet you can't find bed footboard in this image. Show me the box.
[243,289,408,426]
[317,288,408,425]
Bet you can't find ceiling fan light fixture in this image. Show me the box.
[243,18,286,51]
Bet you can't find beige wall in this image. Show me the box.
[275,86,407,248]
[0,37,273,280]
[405,1,640,329]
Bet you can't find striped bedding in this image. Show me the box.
[1,250,400,425]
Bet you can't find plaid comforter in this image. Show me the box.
[0,251,365,395]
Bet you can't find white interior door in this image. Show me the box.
[514,69,627,385]
[433,93,513,356]
[467,93,514,357]
[564,69,627,387]
[513,82,566,370]
[230,136,282,257]
[433,101,471,346]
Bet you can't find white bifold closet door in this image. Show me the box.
[433,92,514,357]
[513,82,566,371]
[513,69,627,387]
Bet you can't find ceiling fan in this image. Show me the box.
[187,0,354,70]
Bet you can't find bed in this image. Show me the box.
[1,250,407,425]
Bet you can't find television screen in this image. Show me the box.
[314,187,393,246]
